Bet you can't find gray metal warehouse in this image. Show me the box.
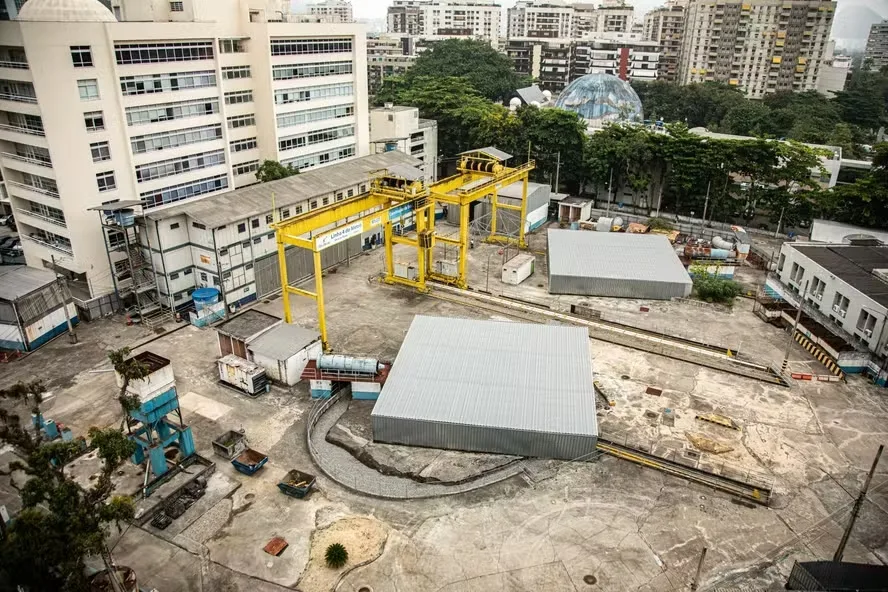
[371,315,598,460]
[547,230,693,300]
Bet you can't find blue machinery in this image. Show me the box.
[122,352,196,485]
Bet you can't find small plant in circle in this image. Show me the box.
[325,543,348,569]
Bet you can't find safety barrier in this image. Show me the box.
[794,331,845,378]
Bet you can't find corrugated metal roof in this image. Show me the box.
[548,229,692,286]
[0,265,56,301]
[459,146,513,161]
[371,315,597,437]
[215,310,280,341]
[794,244,888,307]
[146,152,421,228]
[386,163,425,181]
[248,323,320,360]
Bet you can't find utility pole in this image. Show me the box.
[833,445,883,562]
[50,254,77,344]
[690,547,707,591]
[605,167,614,217]
[655,182,664,218]
[554,152,561,194]
[700,179,712,236]
[774,206,785,239]
[782,279,808,374]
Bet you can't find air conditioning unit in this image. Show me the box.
[832,304,840,312]
[864,329,873,337]
[839,309,847,318]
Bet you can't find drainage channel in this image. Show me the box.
[426,285,790,387]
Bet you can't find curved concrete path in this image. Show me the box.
[308,397,526,499]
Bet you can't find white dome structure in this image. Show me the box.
[17,0,117,22]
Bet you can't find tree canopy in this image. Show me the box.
[256,160,299,183]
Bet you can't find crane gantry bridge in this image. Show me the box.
[272,147,535,350]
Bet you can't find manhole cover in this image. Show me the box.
[583,575,597,585]
[244,493,255,501]
[358,587,373,592]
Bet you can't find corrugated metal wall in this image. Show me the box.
[372,416,598,460]
[254,236,361,298]
[15,282,67,326]
[548,274,693,300]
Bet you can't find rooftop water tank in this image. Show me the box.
[192,287,220,311]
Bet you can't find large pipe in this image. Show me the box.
[318,354,380,374]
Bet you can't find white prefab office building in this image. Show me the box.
[0,0,369,302]
[371,315,598,460]
[547,229,692,300]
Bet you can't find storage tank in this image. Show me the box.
[711,236,734,251]
[318,355,380,374]
[709,248,730,260]
[192,287,220,311]
[596,217,613,232]
[612,217,624,230]
[736,243,750,260]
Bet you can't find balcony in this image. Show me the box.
[0,152,53,177]
[0,60,27,70]
[0,122,45,138]
[22,232,73,256]
[6,179,60,200]
[0,90,37,104]
[16,207,67,229]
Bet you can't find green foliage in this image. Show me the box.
[256,160,299,183]
[693,275,742,304]
[108,347,149,428]
[403,39,530,102]
[816,143,888,229]
[324,542,349,569]
[646,217,674,231]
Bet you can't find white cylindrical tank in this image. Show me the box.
[318,355,380,374]
[509,97,522,112]
[596,217,614,232]
[711,236,734,250]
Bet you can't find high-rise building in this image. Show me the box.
[307,0,353,24]
[507,0,633,40]
[816,40,851,98]
[643,2,685,82]
[387,0,501,44]
[505,38,574,93]
[0,0,369,300]
[677,0,837,99]
[865,20,888,71]
[367,34,418,95]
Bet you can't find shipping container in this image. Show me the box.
[217,354,269,396]
[501,253,535,285]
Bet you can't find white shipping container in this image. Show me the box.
[217,354,268,395]
[394,261,418,281]
[502,253,535,286]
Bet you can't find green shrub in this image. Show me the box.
[693,275,741,304]
[324,543,348,569]
[647,217,674,231]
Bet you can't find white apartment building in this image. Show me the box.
[816,40,850,98]
[507,0,633,40]
[307,0,353,24]
[865,20,888,71]
[387,0,501,44]
[367,35,418,95]
[573,34,659,82]
[369,104,438,180]
[677,0,837,99]
[0,0,369,300]
[642,2,684,82]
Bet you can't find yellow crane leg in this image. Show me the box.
[277,237,292,323]
[458,202,469,289]
[384,220,395,282]
[312,249,329,351]
[490,186,498,238]
[415,206,426,291]
[518,176,528,248]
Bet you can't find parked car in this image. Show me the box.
[0,214,13,226]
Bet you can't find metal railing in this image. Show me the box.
[0,60,28,70]
[15,207,66,228]
[6,180,59,198]
[0,123,44,136]
[0,91,37,104]
[1,152,51,167]
[22,233,73,255]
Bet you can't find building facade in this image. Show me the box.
[677,0,837,99]
[386,0,501,43]
[506,0,633,40]
[643,3,684,82]
[865,20,888,71]
[369,105,437,180]
[366,34,418,95]
[0,0,369,300]
[505,38,574,93]
[307,0,353,23]
[816,40,850,98]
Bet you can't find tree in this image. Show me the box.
[719,101,771,136]
[402,39,530,102]
[256,160,299,183]
[692,274,741,304]
[107,348,149,431]
[324,542,348,569]
[819,143,888,229]
[0,382,137,591]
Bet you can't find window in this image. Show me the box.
[71,46,93,68]
[140,174,228,208]
[219,248,228,256]
[221,65,251,79]
[347,189,354,197]
[169,271,180,280]
[272,61,353,81]
[777,253,785,272]
[225,90,253,105]
[233,160,259,176]
[115,41,213,64]
[241,240,249,248]
[253,237,261,244]
[266,232,274,239]
[126,98,219,126]
[192,222,206,230]
[184,268,192,275]
[857,310,878,337]
[278,124,354,151]
[136,150,225,182]
[832,292,849,317]
[336,192,343,201]
[96,171,116,192]
[295,205,303,215]
[174,293,184,302]
[78,79,99,101]
[170,222,180,230]
[270,38,352,56]
[310,200,317,209]
[281,208,290,218]
[360,184,366,193]
[131,124,223,154]
[230,138,257,152]
[119,71,215,96]
[227,114,255,129]
[170,1,183,11]
[90,141,111,162]
[281,144,355,171]
[322,197,329,206]
[276,104,353,129]
[810,276,825,300]
[251,219,259,229]
[274,82,352,105]
[237,223,246,233]
[219,39,246,53]
[200,272,207,281]
[265,214,273,224]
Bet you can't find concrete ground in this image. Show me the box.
[1,222,887,591]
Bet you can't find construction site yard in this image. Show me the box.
[1,227,887,592]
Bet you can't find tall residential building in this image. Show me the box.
[643,2,685,82]
[0,0,369,301]
[505,38,574,93]
[367,34,418,95]
[507,0,633,40]
[865,20,888,71]
[307,0,353,23]
[387,0,501,44]
[816,40,851,98]
[677,0,837,99]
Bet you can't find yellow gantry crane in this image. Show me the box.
[271,147,534,350]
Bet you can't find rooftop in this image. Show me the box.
[0,265,57,302]
[371,315,597,437]
[248,323,320,360]
[16,0,116,22]
[792,243,888,308]
[372,105,416,113]
[215,310,280,341]
[146,152,421,228]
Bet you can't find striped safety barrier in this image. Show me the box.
[793,331,845,379]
